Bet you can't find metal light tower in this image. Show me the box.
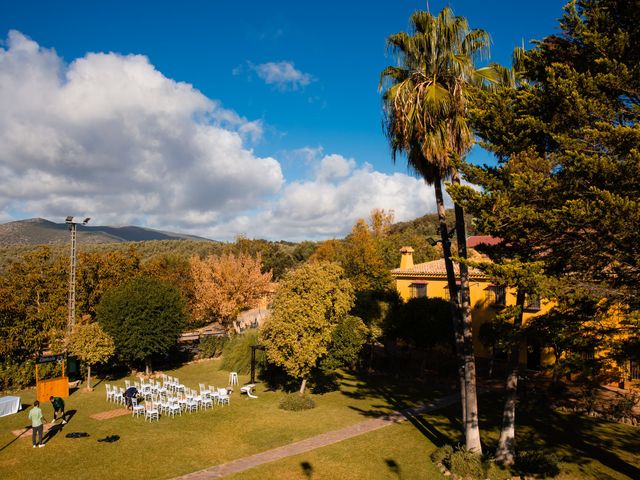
[66,216,90,333]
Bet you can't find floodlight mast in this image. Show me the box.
[66,216,90,334]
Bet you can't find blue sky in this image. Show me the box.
[0,1,566,240]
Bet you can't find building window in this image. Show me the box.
[487,285,506,307]
[443,284,462,304]
[410,283,427,299]
[525,294,541,311]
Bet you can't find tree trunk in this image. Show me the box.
[434,178,467,432]
[299,377,307,395]
[495,289,526,466]
[145,358,151,376]
[86,364,92,390]
[452,173,482,454]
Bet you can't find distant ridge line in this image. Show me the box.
[0,218,214,245]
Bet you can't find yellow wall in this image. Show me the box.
[394,276,555,366]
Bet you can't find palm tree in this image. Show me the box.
[380,7,503,454]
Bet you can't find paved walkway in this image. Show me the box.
[174,392,460,479]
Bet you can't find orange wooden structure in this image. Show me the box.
[35,354,69,403]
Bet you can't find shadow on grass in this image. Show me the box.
[42,409,77,445]
[341,372,640,479]
[532,410,640,479]
[444,389,640,479]
[385,458,401,478]
[300,461,313,478]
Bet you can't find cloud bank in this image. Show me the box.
[0,31,437,241]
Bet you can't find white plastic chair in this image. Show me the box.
[217,388,230,406]
[113,387,124,405]
[167,400,181,417]
[144,401,159,422]
[201,395,213,410]
[185,395,198,413]
[131,398,145,418]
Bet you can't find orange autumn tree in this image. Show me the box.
[189,253,272,330]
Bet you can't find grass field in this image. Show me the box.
[0,360,449,480]
[1,361,639,480]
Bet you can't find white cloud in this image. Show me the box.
[250,61,313,90]
[316,154,355,181]
[0,31,282,230]
[0,32,442,242]
[204,155,438,241]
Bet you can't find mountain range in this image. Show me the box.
[0,218,212,245]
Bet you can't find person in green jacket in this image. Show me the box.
[49,396,67,424]
[28,400,47,448]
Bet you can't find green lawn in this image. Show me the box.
[1,362,638,480]
[0,360,449,480]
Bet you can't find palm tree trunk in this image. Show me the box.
[452,173,482,454]
[496,290,526,466]
[434,178,467,432]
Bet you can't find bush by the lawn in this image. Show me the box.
[279,393,316,411]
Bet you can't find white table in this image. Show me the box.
[240,384,258,399]
[0,396,21,417]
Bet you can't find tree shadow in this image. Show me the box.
[385,459,402,478]
[0,426,30,453]
[300,461,313,478]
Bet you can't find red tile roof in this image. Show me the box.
[391,258,487,279]
[467,236,502,248]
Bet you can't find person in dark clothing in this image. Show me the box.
[49,396,66,424]
[123,386,139,410]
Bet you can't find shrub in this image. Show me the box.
[430,444,454,465]
[279,393,316,411]
[431,445,500,480]
[607,392,640,419]
[0,360,35,391]
[515,450,560,477]
[198,335,228,359]
[220,330,261,374]
[448,448,485,480]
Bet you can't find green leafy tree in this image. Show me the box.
[458,0,640,465]
[261,262,354,394]
[97,276,186,374]
[320,315,367,373]
[76,247,141,317]
[67,317,115,390]
[386,297,454,351]
[0,247,67,358]
[380,7,505,453]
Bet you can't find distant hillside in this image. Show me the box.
[0,218,212,246]
[389,210,476,237]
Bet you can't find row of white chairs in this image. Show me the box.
[106,382,231,415]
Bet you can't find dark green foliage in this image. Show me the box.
[385,297,454,351]
[278,393,316,411]
[431,445,485,479]
[198,335,228,359]
[430,444,454,465]
[466,0,640,308]
[220,330,261,374]
[96,276,186,371]
[514,450,560,477]
[320,315,367,372]
[606,392,640,420]
[0,359,35,391]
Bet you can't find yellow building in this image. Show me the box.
[391,246,554,368]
